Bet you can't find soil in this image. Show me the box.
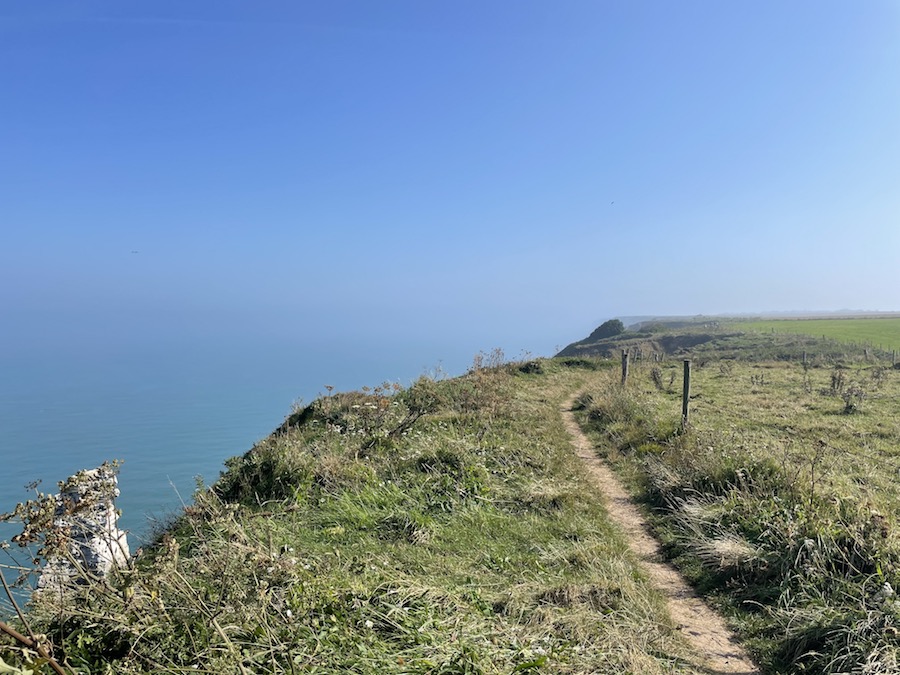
[562,397,760,675]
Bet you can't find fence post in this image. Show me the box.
[621,349,629,385]
[681,359,691,429]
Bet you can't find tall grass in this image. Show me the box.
[577,360,900,672]
[2,357,702,674]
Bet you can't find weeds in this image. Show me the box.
[650,367,664,391]
[1,357,699,674]
[842,383,867,414]
[576,361,900,673]
[830,368,846,396]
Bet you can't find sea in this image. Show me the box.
[0,328,479,602]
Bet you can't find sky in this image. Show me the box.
[2,1,899,359]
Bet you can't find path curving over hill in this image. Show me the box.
[561,396,760,675]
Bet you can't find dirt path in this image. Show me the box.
[561,397,759,675]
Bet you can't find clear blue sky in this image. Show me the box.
[2,1,899,357]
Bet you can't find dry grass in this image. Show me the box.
[577,354,900,672]
[1,357,709,674]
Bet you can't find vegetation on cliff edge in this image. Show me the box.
[1,354,701,674]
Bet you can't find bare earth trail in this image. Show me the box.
[561,396,760,675]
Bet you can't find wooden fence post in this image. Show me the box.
[621,350,629,385]
[681,359,691,429]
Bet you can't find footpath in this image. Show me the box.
[562,397,759,675]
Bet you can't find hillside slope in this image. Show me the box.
[2,358,711,674]
[557,318,884,363]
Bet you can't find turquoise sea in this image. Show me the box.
[0,330,475,598]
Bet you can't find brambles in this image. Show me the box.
[872,366,889,389]
[841,383,867,414]
[830,367,846,396]
[558,357,604,370]
[801,359,813,394]
[518,360,544,375]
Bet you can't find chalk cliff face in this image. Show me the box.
[37,466,129,593]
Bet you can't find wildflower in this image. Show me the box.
[876,582,896,606]
[365,620,374,629]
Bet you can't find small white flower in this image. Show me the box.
[365,620,374,628]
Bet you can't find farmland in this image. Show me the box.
[731,317,900,353]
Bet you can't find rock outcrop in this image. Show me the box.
[37,465,129,593]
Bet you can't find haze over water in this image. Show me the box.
[0,323,478,548]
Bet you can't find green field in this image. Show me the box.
[732,317,900,352]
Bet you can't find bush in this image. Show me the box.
[586,319,625,341]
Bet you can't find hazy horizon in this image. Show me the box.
[3,2,899,360]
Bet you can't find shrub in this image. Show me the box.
[586,319,625,341]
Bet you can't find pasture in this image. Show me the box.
[731,316,900,353]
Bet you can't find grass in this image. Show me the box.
[558,319,888,365]
[9,332,898,673]
[730,317,900,353]
[576,354,900,672]
[1,357,707,674]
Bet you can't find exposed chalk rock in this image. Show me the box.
[37,465,129,593]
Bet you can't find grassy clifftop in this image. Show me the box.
[558,316,896,364]
[6,326,900,673]
[575,353,900,672]
[1,355,702,674]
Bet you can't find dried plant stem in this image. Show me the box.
[1,571,73,675]
[0,618,71,675]
[0,572,35,646]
